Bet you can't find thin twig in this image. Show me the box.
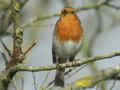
[17,0,110,31]
[0,39,11,57]
[66,64,88,79]
[13,76,18,90]
[6,0,23,71]
[32,72,37,90]
[41,71,51,86]
[110,80,116,90]
[21,73,24,90]
[105,3,120,9]
[23,40,37,55]
[0,48,8,66]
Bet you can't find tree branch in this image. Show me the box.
[0,0,29,37]
[5,0,23,70]
[0,49,8,66]
[105,3,120,9]
[23,40,37,55]
[19,0,111,30]
[0,39,11,57]
[5,50,120,89]
[60,64,120,90]
[7,51,120,79]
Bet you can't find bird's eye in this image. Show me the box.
[63,10,67,15]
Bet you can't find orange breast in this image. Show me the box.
[55,14,83,43]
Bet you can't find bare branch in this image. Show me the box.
[0,0,29,37]
[105,3,120,9]
[7,51,120,79]
[23,40,37,55]
[60,64,120,89]
[0,49,8,66]
[19,0,110,30]
[0,40,11,57]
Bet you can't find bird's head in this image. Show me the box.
[61,8,74,15]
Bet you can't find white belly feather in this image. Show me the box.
[53,35,82,58]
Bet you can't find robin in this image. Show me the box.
[52,8,83,87]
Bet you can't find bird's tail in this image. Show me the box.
[55,68,65,87]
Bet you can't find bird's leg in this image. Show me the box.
[68,57,75,72]
[52,48,56,64]
[69,56,75,65]
[56,58,60,70]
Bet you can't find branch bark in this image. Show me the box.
[7,51,120,79]
[60,64,120,90]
